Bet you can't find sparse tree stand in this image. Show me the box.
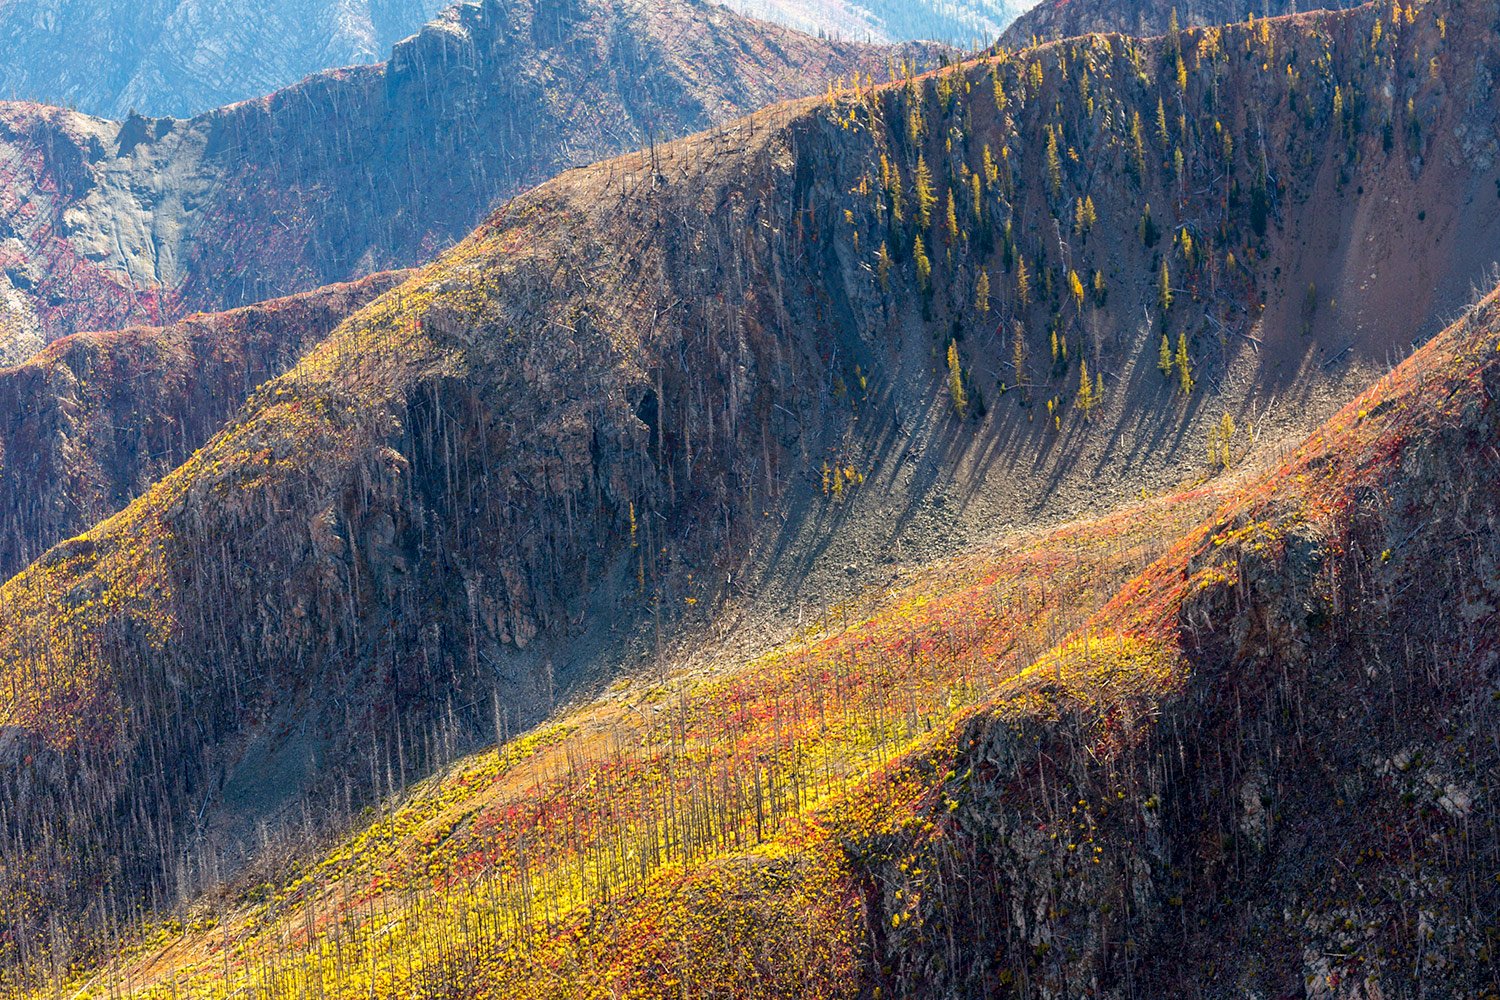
[1206,411,1236,469]
[1076,358,1099,417]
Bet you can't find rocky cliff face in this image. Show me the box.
[1,0,1498,983]
[0,0,450,119]
[715,0,1031,43]
[0,0,920,358]
[0,271,407,582]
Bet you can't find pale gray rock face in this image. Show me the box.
[0,0,919,358]
[0,0,452,119]
[711,0,1036,44]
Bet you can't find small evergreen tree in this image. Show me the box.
[1176,331,1194,394]
[1068,269,1085,310]
[1012,321,1028,388]
[947,341,969,418]
[882,154,904,222]
[1077,359,1098,416]
[1140,202,1160,246]
[1046,128,1063,198]
[915,155,937,229]
[1131,111,1147,176]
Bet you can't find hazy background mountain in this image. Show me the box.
[0,0,923,362]
[0,0,454,119]
[713,0,1034,44]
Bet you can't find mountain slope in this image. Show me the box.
[715,0,1032,43]
[0,0,921,358]
[853,277,1500,998]
[2,0,1499,985]
[0,272,408,581]
[0,0,451,119]
[34,243,1500,1000]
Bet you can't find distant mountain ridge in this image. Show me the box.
[0,0,924,361]
[0,0,452,119]
[715,0,1034,43]
[1000,0,1360,44]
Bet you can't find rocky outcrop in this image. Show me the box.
[0,271,408,581]
[0,0,923,356]
[715,0,1027,43]
[0,0,450,119]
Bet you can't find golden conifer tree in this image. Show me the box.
[1046,128,1063,198]
[947,341,969,418]
[915,155,937,229]
[1176,331,1194,394]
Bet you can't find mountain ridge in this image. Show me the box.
[1000,0,1362,46]
[0,0,929,360]
[0,271,409,581]
[714,0,1031,43]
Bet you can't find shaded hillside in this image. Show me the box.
[1001,0,1358,45]
[34,247,1500,1000]
[0,0,450,119]
[2,0,1499,984]
[0,272,408,581]
[0,0,921,358]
